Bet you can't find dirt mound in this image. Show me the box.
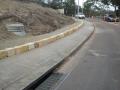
[0,22,18,41]
[0,0,74,38]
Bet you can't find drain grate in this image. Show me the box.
[36,73,64,90]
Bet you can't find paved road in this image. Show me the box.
[55,20,120,90]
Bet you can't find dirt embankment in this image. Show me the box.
[0,0,74,40]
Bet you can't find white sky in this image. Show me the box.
[75,0,87,7]
[45,0,86,7]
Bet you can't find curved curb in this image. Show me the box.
[24,22,95,90]
[0,21,84,60]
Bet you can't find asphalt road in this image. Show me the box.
[55,20,120,90]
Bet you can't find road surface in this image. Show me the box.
[55,19,120,90]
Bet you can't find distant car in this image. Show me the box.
[104,15,119,22]
[75,13,85,19]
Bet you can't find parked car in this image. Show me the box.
[104,14,119,22]
[75,13,85,19]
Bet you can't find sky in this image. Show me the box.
[75,0,87,7]
[44,0,86,7]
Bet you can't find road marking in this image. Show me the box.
[89,50,107,57]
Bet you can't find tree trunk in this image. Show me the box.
[118,6,120,17]
[114,5,117,17]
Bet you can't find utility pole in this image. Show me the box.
[82,0,84,13]
[78,0,80,14]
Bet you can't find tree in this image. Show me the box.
[83,0,111,17]
[50,0,63,9]
[94,0,120,17]
[75,5,82,14]
[83,0,94,17]
[64,0,76,16]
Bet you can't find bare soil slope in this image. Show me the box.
[0,0,74,39]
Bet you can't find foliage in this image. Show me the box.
[75,5,82,14]
[84,0,120,17]
[83,0,95,17]
[49,0,63,9]
[96,0,120,16]
[64,0,76,16]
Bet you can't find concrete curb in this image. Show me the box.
[24,23,95,90]
[0,21,84,60]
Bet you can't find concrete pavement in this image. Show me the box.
[0,21,94,90]
[55,19,120,90]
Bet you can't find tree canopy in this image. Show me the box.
[64,0,76,16]
[84,0,120,17]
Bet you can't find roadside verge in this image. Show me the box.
[0,21,83,60]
